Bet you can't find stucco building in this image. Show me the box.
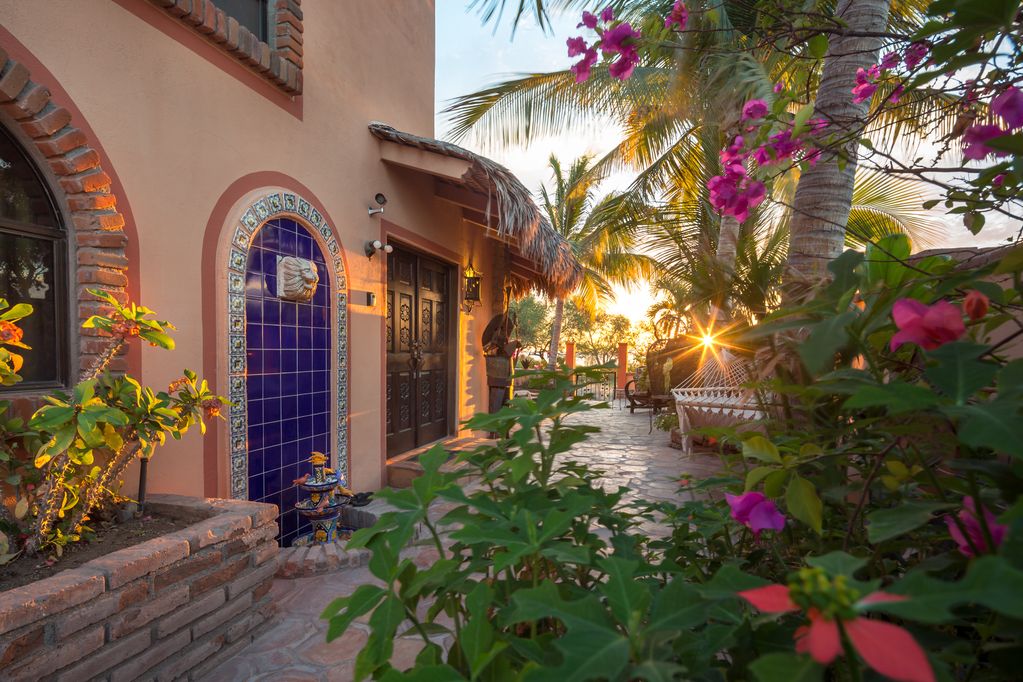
[0,1,577,545]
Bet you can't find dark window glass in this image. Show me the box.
[0,127,67,389]
[218,0,270,43]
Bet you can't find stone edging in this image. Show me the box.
[148,0,304,94]
[0,494,279,681]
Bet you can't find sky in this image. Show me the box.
[433,2,1018,323]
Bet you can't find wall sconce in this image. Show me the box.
[365,240,393,259]
[461,261,482,313]
[367,193,387,216]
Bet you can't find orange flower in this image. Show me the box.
[0,320,23,345]
[962,290,989,321]
[201,398,222,419]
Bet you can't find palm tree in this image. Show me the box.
[783,0,894,288]
[447,0,947,274]
[539,155,656,369]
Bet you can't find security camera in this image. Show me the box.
[368,193,386,217]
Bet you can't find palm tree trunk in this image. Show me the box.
[710,214,740,322]
[716,215,740,267]
[547,298,565,370]
[783,0,892,290]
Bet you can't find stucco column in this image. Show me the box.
[616,342,628,389]
[565,341,575,369]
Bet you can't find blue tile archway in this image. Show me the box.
[223,192,348,544]
[244,218,331,544]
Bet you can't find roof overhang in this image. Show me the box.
[369,122,581,298]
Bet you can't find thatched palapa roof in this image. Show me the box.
[369,123,581,298]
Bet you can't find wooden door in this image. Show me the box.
[386,246,453,456]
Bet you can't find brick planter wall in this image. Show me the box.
[0,494,279,681]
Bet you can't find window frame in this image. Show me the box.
[0,126,71,394]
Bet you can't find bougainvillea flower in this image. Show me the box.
[993,173,1006,187]
[992,86,1023,129]
[852,81,877,104]
[773,81,784,93]
[903,42,930,70]
[945,496,1007,557]
[578,11,598,28]
[889,299,965,351]
[566,36,588,57]
[570,47,598,83]
[725,491,785,536]
[742,98,769,121]
[599,6,614,22]
[890,83,904,103]
[739,583,934,682]
[600,22,641,55]
[880,51,900,70]
[664,1,688,30]
[962,290,989,321]
[962,124,1008,161]
[609,54,638,80]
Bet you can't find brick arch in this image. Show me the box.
[0,34,137,377]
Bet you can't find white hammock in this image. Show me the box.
[670,350,768,453]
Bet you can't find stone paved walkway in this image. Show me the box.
[200,406,722,681]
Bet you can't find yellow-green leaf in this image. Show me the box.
[786,475,823,534]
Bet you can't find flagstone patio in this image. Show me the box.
[199,404,722,681]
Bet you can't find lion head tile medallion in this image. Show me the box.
[277,255,319,302]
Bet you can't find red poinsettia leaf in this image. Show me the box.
[794,612,842,664]
[845,617,935,682]
[857,591,907,610]
[737,585,798,613]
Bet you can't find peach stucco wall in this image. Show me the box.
[1,0,496,496]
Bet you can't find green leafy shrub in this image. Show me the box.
[0,290,224,559]
[323,238,1023,681]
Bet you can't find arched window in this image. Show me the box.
[0,125,68,389]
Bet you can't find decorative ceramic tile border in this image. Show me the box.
[225,192,348,499]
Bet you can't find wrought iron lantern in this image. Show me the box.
[462,261,482,313]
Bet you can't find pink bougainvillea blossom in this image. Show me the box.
[992,86,1023,129]
[993,173,1007,187]
[578,11,598,28]
[880,51,900,70]
[566,36,588,57]
[601,21,641,55]
[725,491,785,536]
[773,81,784,93]
[890,83,905,103]
[609,54,638,80]
[945,496,1007,557]
[889,299,965,352]
[665,0,688,30]
[739,584,934,682]
[852,68,878,104]
[570,47,599,83]
[962,124,1009,161]
[903,42,930,70]
[600,6,614,22]
[742,98,769,121]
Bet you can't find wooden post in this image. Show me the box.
[565,341,575,369]
[616,342,628,389]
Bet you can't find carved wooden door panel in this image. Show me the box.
[386,246,452,456]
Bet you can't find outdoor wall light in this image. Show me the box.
[367,193,387,216]
[462,261,482,313]
[364,240,394,259]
